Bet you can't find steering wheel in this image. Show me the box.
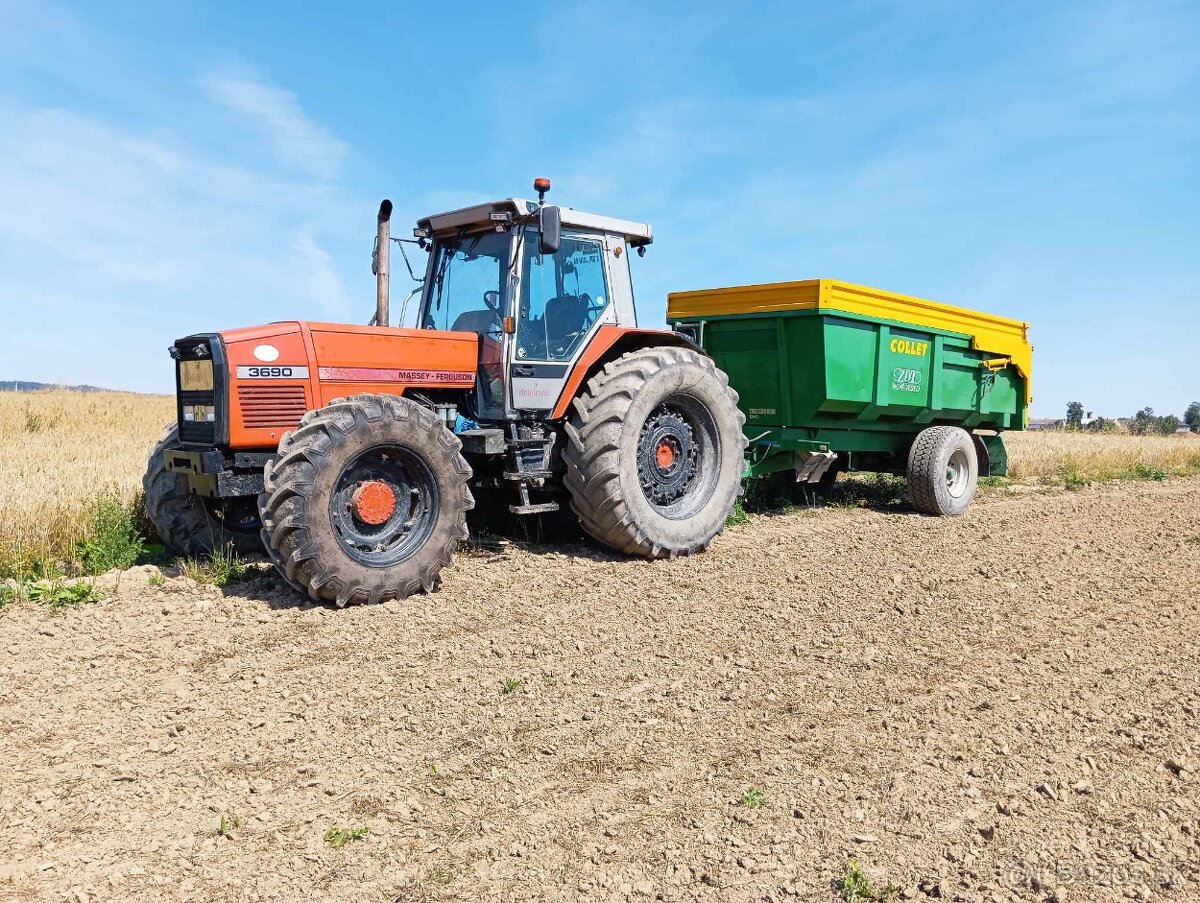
[582,292,605,316]
[483,291,501,315]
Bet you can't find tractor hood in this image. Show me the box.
[175,321,479,449]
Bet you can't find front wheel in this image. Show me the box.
[258,394,473,606]
[142,424,264,557]
[563,346,747,559]
[906,426,978,515]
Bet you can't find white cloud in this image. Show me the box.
[199,64,348,181]
[293,232,353,321]
[0,66,363,391]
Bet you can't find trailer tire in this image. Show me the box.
[563,347,746,559]
[907,426,978,515]
[142,424,264,557]
[258,394,473,606]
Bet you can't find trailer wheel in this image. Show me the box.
[257,394,473,606]
[563,347,746,559]
[142,424,264,557]
[907,426,978,515]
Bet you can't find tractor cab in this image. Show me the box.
[407,188,653,422]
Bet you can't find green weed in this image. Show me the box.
[740,472,806,513]
[27,581,101,613]
[1131,462,1168,482]
[726,498,750,527]
[324,825,369,848]
[741,787,765,809]
[1058,457,1086,491]
[138,542,171,565]
[841,857,900,902]
[181,545,247,587]
[218,814,241,837]
[0,584,16,609]
[827,473,908,508]
[23,405,61,433]
[431,866,455,886]
[501,677,522,695]
[75,491,147,574]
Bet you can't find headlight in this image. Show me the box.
[181,404,215,423]
[179,359,214,391]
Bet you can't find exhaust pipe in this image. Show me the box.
[375,199,393,327]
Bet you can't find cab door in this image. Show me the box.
[508,230,618,412]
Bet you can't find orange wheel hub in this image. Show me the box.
[655,441,676,469]
[350,480,396,525]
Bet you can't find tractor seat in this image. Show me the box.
[543,295,586,344]
[450,309,500,335]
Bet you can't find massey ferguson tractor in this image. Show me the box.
[145,180,748,605]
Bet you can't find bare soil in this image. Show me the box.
[2,479,1199,903]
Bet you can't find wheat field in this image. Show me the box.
[2,389,1198,578]
[0,390,172,578]
[1004,429,1200,480]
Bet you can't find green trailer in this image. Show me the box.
[668,278,1032,515]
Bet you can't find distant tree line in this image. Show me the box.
[1063,400,1200,435]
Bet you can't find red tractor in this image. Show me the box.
[145,180,746,605]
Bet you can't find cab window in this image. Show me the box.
[517,234,608,361]
[426,232,507,335]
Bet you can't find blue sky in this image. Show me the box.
[1,0,1197,419]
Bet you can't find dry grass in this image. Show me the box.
[0,390,172,578]
[1,389,1198,579]
[1004,430,1200,481]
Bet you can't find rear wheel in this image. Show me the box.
[257,394,473,606]
[907,426,978,515]
[563,347,746,558]
[142,424,263,557]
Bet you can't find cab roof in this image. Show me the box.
[417,198,653,245]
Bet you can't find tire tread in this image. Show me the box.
[562,347,746,559]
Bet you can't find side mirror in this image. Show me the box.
[539,205,561,255]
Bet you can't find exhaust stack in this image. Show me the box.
[375,199,393,327]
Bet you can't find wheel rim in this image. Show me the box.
[329,444,439,567]
[636,399,720,519]
[946,448,970,499]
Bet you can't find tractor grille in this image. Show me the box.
[173,334,225,446]
[238,385,307,429]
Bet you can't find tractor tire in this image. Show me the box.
[563,347,747,559]
[257,394,473,606]
[906,426,979,515]
[142,424,264,557]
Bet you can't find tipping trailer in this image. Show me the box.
[668,278,1032,514]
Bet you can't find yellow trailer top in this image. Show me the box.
[667,278,1032,401]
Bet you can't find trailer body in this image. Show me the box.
[668,279,1031,478]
